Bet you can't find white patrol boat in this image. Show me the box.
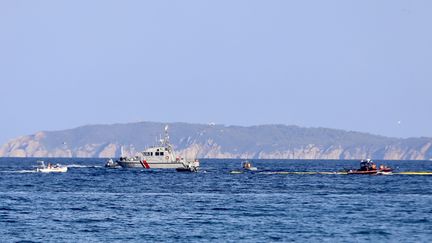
[116,126,199,172]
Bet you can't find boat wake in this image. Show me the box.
[0,170,38,173]
[67,164,102,168]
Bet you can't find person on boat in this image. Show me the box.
[379,164,392,172]
[243,162,251,169]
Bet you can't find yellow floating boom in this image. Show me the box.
[248,171,432,175]
[259,171,347,175]
[395,172,432,175]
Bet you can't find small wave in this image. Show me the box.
[211,207,229,211]
[351,229,391,236]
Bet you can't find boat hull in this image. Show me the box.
[347,170,393,175]
[37,167,68,173]
[117,160,198,170]
[347,170,378,175]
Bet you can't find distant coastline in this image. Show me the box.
[1,157,432,162]
[1,122,431,160]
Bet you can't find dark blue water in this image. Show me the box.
[1,158,432,242]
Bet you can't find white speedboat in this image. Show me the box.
[105,158,120,168]
[36,161,68,173]
[116,126,199,172]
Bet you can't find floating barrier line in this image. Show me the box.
[395,172,432,175]
[230,171,432,175]
[258,171,346,175]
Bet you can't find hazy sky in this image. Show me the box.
[1,0,431,144]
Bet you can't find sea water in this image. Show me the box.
[1,158,431,242]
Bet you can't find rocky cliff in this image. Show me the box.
[1,122,432,160]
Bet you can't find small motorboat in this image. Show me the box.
[36,161,68,173]
[376,164,393,175]
[105,158,120,168]
[176,159,200,172]
[347,159,392,175]
[242,160,257,171]
[229,160,258,174]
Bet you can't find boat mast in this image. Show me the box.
[163,125,170,146]
[163,125,174,154]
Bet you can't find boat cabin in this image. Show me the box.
[141,146,175,161]
[359,159,377,171]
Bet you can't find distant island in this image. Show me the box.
[1,121,431,160]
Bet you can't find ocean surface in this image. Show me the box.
[1,158,432,242]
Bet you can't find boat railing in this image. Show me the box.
[36,160,46,168]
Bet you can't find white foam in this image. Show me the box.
[66,164,102,168]
[0,170,37,173]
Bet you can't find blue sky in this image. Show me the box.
[1,0,431,144]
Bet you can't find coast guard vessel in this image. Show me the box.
[116,126,199,172]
